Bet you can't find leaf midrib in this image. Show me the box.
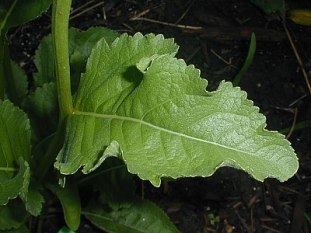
[73,110,254,157]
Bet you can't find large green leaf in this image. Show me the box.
[0,100,32,204]
[84,199,180,233]
[55,33,298,187]
[0,0,52,34]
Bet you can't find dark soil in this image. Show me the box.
[8,0,311,232]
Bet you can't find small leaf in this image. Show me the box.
[48,182,81,231]
[55,33,298,187]
[24,82,57,118]
[84,199,180,233]
[0,199,28,230]
[20,182,44,216]
[33,35,54,87]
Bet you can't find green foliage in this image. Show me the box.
[0,0,52,33]
[48,182,81,231]
[250,0,286,17]
[0,101,31,205]
[0,0,299,232]
[55,33,297,187]
[0,199,28,230]
[84,199,179,233]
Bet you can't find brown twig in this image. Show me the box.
[185,46,201,63]
[286,108,298,139]
[130,17,203,30]
[70,0,96,16]
[210,49,238,69]
[282,21,311,94]
[261,225,282,233]
[70,1,105,20]
[175,0,195,24]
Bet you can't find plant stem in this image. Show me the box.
[52,0,73,121]
[36,0,73,179]
[0,36,4,99]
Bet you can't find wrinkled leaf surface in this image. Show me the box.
[55,33,298,187]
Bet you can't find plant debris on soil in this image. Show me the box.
[8,0,311,232]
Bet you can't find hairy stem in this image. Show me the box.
[52,0,73,120]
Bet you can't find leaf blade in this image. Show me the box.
[56,33,298,186]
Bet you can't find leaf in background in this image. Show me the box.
[250,0,286,17]
[33,35,54,87]
[22,82,58,138]
[33,27,119,88]
[0,199,28,230]
[0,100,32,204]
[289,9,311,26]
[233,33,256,86]
[84,199,180,233]
[90,158,136,210]
[0,0,52,33]
[8,61,28,102]
[48,182,81,231]
[55,33,298,187]
[7,224,31,233]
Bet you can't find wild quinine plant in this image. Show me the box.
[0,0,298,232]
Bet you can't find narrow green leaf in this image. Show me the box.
[233,33,256,86]
[84,199,180,233]
[55,33,298,187]
[48,182,81,231]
